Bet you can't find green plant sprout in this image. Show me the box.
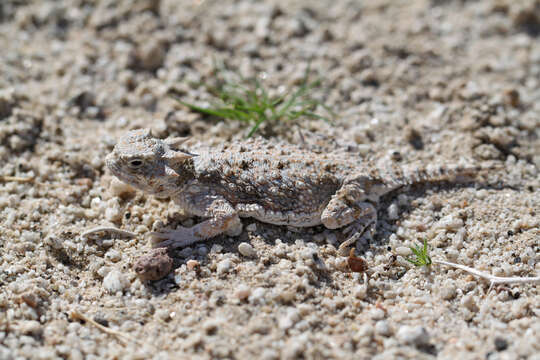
[405,238,432,267]
[174,64,335,137]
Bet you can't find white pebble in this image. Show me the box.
[216,259,232,275]
[461,294,479,312]
[109,178,135,197]
[397,326,430,346]
[249,287,266,304]
[395,246,412,257]
[374,320,392,336]
[234,284,251,301]
[437,214,464,231]
[440,281,457,300]
[105,198,122,222]
[278,308,300,330]
[103,269,129,294]
[21,231,40,243]
[387,203,399,220]
[370,308,386,320]
[238,242,257,257]
[353,284,367,300]
[246,223,257,232]
[105,249,122,262]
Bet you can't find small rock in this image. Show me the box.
[436,215,464,231]
[238,242,257,257]
[133,248,173,281]
[440,281,457,300]
[197,246,208,256]
[186,259,200,271]
[105,249,122,262]
[397,326,430,347]
[234,285,251,301]
[461,294,479,312]
[249,287,266,304]
[278,308,301,330]
[387,203,399,220]
[246,223,257,232]
[17,320,42,336]
[131,40,167,71]
[216,259,232,275]
[334,257,349,272]
[353,284,367,300]
[395,246,412,257]
[105,198,122,222]
[374,320,392,337]
[370,308,386,321]
[109,178,136,198]
[103,269,129,293]
[494,337,509,351]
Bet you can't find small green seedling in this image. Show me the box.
[175,64,334,137]
[405,239,432,267]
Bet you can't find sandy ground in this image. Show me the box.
[1,0,539,359]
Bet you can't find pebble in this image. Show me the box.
[387,203,399,220]
[105,249,122,262]
[494,337,508,351]
[461,294,479,312]
[334,257,349,272]
[249,287,266,304]
[437,214,464,231]
[246,223,257,232]
[440,280,457,300]
[397,326,430,346]
[17,320,42,336]
[278,308,301,330]
[370,308,386,321]
[105,198,122,222]
[216,259,232,275]
[197,246,209,256]
[238,242,257,257]
[186,259,200,271]
[108,178,135,197]
[102,269,129,294]
[234,284,251,301]
[395,246,412,257]
[133,248,173,281]
[375,320,392,337]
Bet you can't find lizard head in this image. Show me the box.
[106,128,194,198]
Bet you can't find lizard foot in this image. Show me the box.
[338,220,376,256]
[149,227,201,249]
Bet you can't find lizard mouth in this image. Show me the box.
[105,154,121,178]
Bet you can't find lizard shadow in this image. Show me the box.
[371,180,517,247]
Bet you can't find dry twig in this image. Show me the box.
[0,176,34,183]
[81,226,137,239]
[70,310,151,348]
[434,259,540,289]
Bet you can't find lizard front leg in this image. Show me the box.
[151,195,241,249]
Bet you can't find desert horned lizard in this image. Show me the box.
[106,129,497,251]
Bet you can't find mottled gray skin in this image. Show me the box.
[106,128,490,250]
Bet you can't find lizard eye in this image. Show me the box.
[128,159,144,169]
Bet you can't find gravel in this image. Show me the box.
[0,0,538,358]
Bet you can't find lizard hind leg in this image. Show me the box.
[321,197,378,255]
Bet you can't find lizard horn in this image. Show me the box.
[164,136,190,147]
[163,149,193,162]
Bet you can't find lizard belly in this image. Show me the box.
[235,203,323,227]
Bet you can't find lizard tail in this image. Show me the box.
[370,161,503,187]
